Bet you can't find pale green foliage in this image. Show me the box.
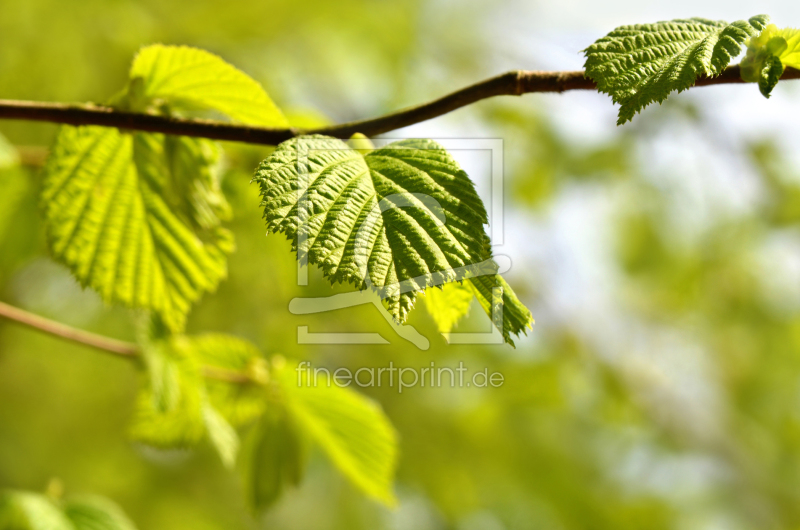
[125,333,401,501]
[741,24,800,96]
[202,405,240,468]
[0,135,24,244]
[759,56,784,97]
[0,492,73,530]
[0,133,18,169]
[0,492,136,530]
[240,409,305,513]
[41,127,233,332]
[278,366,397,505]
[585,16,769,124]
[129,335,240,466]
[423,281,473,334]
[254,135,533,345]
[0,168,28,245]
[41,43,292,330]
[129,339,207,448]
[62,496,137,530]
[190,334,268,426]
[125,45,288,126]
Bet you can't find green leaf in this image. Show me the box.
[129,340,206,448]
[62,496,137,530]
[423,281,473,334]
[776,27,800,68]
[740,24,799,96]
[0,133,19,169]
[584,16,768,124]
[41,126,233,332]
[0,492,74,530]
[202,404,240,468]
[0,167,29,246]
[254,135,533,345]
[240,408,305,513]
[276,365,398,506]
[126,44,288,127]
[759,55,784,97]
[189,334,268,427]
[129,333,267,466]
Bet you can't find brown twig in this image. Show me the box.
[0,300,255,384]
[1,65,798,144]
[0,300,138,357]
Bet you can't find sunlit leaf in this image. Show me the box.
[0,492,74,530]
[240,408,305,512]
[128,340,206,448]
[190,334,268,427]
[63,496,137,530]
[254,135,533,345]
[0,133,19,170]
[277,366,397,506]
[423,281,473,334]
[41,127,232,332]
[202,404,240,468]
[126,44,288,127]
[584,16,768,123]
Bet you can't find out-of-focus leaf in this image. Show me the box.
[284,108,332,129]
[202,405,240,468]
[126,45,288,127]
[128,340,205,448]
[276,365,397,506]
[0,492,74,530]
[240,408,305,513]
[0,167,29,245]
[189,334,268,427]
[423,281,473,334]
[0,133,19,169]
[62,496,137,530]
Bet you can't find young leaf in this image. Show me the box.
[759,55,785,97]
[740,24,800,96]
[41,126,232,332]
[190,334,268,427]
[240,408,306,513]
[584,16,769,124]
[129,340,206,448]
[0,133,19,169]
[0,167,29,245]
[0,492,74,530]
[202,405,240,468]
[254,135,533,345]
[126,44,288,127]
[776,27,800,67]
[129,333,266,466]
[423,281,473,334]
[277,366,397,506]
[62,496,138,530]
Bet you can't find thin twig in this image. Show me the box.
[0,300,255,384]
[1,65,798,145]
[0,300,138,357]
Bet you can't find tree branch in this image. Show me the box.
[0,300,138,357]
[1,65,798,145]
[0,300,257,384]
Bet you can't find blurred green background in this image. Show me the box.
[5,0,800,528]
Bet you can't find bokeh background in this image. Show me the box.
[4,0,800,528]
